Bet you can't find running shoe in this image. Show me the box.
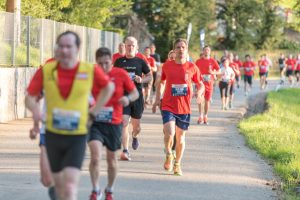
[173,162,182,176]
[105,190,113,200]
[48,187,56,200]
[89,191,102,200]
[203,116,209,125]
[132,137,139,150]
[120,151,131,161]
[197,116,203,124]
[172,150,176,159]
[164,154,174,171]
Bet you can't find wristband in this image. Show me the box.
[126,95,131,102]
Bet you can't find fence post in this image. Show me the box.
[26,16,30,67]
[40,19,44,64]
[11,13,16,66]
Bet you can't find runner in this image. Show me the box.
[143,46,157,106]
[295,54,300,85]
[25,31,115,200]
[242,54,256,96]
[88,47,139,200]
[114,36,152,161]
[218,57,235,110]
[258,54,269,90]
[112,42,125,64]
[228,53,240,109]
[153,38,204,176]
[233,54,243,88]
[278,53,285,73]
[195,45,220,125]
[284,54,296,87]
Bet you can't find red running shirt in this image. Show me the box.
[112,53,125,65]
[242,61,256,76]
[195,58,220,90]
[285,59,296,71]
[93,67,136,124]
[146,56,156,68]
[161,60,202,115]
[258,60,269,73]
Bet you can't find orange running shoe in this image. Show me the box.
[164,154,174,171]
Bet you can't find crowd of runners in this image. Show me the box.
[24,31,299,200]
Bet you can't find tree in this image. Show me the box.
[133,0,215,60]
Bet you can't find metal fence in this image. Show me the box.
[0,11,123,67]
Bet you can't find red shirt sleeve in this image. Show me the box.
[92,65,110,98]
[192,64,202,83]
[122,70,136,93]
[27,68,43,96]
[213,59,220,70]
[161,63,167,81]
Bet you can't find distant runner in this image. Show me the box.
[242,55,256,96]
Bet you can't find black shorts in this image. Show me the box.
[286,70,294,77]
[123,94,144,119]
[45,130,87,173]
[152,71,157,92]
[219,81,230,98]
[244,75,253,85]
[229,82,235,95]
[88,122,122,152]
[259,72,267,77]
[235,75,240,82]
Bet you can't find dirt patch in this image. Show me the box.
[244,92,268,118]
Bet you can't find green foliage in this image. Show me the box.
[239,89,300,198]
[133,0,215,60]
[217,0,284,50]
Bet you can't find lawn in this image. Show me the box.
[239,88,300,199]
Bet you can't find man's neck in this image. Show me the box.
[204,55,210,59]
[175,57,186,64]
[59,60,78,69]
[126,54,135,59]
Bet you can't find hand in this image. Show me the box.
[87,112,96,128]
[119,96,130,107]
[196,94,204,104]
[152,100,161,114]
[134,75,143,83]
[29,124,39,140]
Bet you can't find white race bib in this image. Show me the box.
[52,108,81,131]
[203,74,211,82]
[95,107,114,123]
[128,72,136,80]
[171,84,188,97]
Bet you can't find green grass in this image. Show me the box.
[239,88,300,199]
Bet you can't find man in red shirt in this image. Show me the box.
[295,54,300,85]
[195,45,220,124]
[233,54,243,88]
[25,31,115,200]
[228,53,240,108]
[143,46,157,105]
[88,47,139,200]
[242,54,256,96]
[112,42,125,64]
[283,54,296,86]
[258,54,270,90]
[153,38,204,176]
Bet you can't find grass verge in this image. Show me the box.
[239,88,300,199]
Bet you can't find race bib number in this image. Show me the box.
[52,108,80,131]
[171,84,188,97]
[245,67,251,72]
[203,74,211,82]
[128,72,136,80]
[95,107,113,123]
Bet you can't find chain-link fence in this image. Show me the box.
[0,11,123,67]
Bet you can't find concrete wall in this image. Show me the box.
[0,68,37,123]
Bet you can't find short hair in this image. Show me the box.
[56,31,81,48]
[150,43,156,47]
[173,38,188,49]
[144,46,150,50]
[221,56,228,63]
[202,45,210,50]
[245,54,250,58]
[95,47,112,59]
[125,36,138,44]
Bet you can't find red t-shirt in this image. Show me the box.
[93,67,136,124]
[146,56,156,69]
[229,62,240,78]
[233,59,243,69]
[161,60,202,115]
[296,59,300,71]
[195,58,220,89]
[242,61,256,76]
[258,60,269,73]
[136,52,150,65]
[27,62,110,99]
[112,53,125,64]
[285,59,296,71]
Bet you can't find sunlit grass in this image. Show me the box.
[239,88,300,199]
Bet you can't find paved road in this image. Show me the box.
[0,80,285,200]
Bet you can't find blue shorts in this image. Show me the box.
[39,133,45,146]
[162,110,190,130]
